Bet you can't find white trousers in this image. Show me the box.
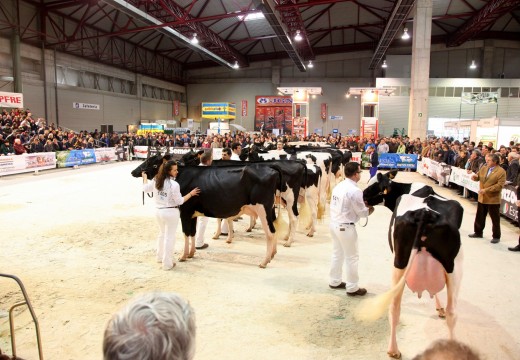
[195,216,209,247]
[329,223,360,293]
[221,218,229,233]
[155,208,179,269]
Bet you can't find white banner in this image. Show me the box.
[94,147,117,162]
[0,91,23,108]
[0,153,56,176]
[449,166,480,193]
[73,102,100,110]
[416,158,451,185]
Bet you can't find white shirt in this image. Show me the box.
[143,177,184,208]
[231,153,241,161]
[329,178,369,224]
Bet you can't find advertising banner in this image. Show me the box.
[241,100,248,117]
[133,146,197,160]
[73,102,100,110]
[378,153,418,170]
[321,103,327,120]
[201,102,236,119]
[461,91,498,104]
[0,153,55,176]
[0,91,23,108]
[448,167,480,193]
[173,100,180,116]
[95,147,117,162]
[56,149,96,168]
[501,185,518,222]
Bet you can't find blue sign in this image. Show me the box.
[332,128,338,133]
[378,153,418,170]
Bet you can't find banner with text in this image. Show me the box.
[378,153,418,170]
[0,91,23,108]
[56,149,96,168]
[0,153,55,176]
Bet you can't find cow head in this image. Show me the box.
[131,154,171,179]
[362,170,398,206]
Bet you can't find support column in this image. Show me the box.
[11,30,22,92]
[481,40,495,79]
[408,0,432,140]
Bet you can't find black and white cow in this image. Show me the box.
[360,172,464,359]
[212,159,307,247]
[175,164,283,268]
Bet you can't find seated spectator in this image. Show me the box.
[412,339,481,360]
[115,140,126,161]
[103,292,196,360]
[43,139,55,152]
[13,138,27,155]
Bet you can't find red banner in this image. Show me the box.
[241,100,247,117]
[321,103,327,120]
[173,100,180,116]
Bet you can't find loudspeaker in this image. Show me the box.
[101,125,113,133]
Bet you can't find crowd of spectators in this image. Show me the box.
[2,107,520,187]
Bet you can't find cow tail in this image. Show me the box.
[355,214,426,322]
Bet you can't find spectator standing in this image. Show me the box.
[469,154,506,244]
[506,152,519,184]
[366,145,378,179]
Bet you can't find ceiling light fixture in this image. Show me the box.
[382,60,387,68]
[191,33,199,45]
[402,28,410,40]
[346,92,350,98]
[294,30,303,42]
[469,60,477,70]
[307,60,314,68]
[233,61,239,69]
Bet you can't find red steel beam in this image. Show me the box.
[447,0,520,47]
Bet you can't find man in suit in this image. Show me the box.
[469,153,506,244]
[366,145,378,180]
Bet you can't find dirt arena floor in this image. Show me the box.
[1,161,520,360]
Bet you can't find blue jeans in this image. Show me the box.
[369,166,378,179]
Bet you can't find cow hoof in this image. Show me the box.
[246,228,252,232]
[226,239,232,244]
[212,234,219,240]
[283,242,291,247]
[259,263,267,269]
[436,308,446,318]
[178,257,187,262]
[306,233,314,237]
[188,253,195,259]
[387,351,401,359]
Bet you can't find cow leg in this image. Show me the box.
[305,188,318,237]
[254,205,275,268]
[445,249,463,339]
[188,236,196,258]
[212,218,222,239]
[179,234,190,262]
[388,267,405,359]
[225,218,234,244]
[246,215,256,232]
[434,295,446,318]
[284,194,297,247]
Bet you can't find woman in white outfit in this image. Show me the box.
[142,160,200,270]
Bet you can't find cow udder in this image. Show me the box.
[405,248,446,298]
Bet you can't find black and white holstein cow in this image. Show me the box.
[212,159,307,246]
[131,156,284,268]
[360,171,464,359]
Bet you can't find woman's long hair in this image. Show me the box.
[155,160,176,191]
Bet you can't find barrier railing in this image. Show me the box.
[0,273,44,360]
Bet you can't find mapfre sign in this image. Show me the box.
[0,91,23,108]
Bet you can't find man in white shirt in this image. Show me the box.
[230,142,242,160]
[329,162,374,296]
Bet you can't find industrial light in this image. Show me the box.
[294,30,302,42]
[307,60,314,68]
[191,33,199,45]
[346,92,350,98]
[402,28,410,40]
[469,60,477,69]
[233,61,239,69]
[382,60,388,68]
